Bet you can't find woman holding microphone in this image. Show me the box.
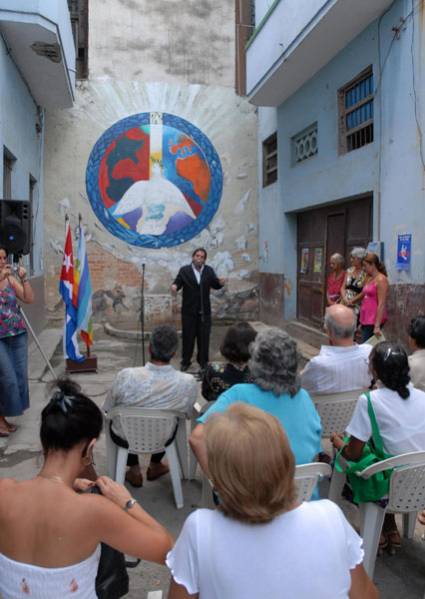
[0,246,34,436]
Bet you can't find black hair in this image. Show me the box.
[220,322,257,363]
[409,316,425,350]
[370,342,410,400]
[192,247,207,259]
[40,378,103,453]
[149,324,179,362]
[0,246,9,257]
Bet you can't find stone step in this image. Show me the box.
[248,320,319,366]
[282,320,327,350]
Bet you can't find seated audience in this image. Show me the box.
[408,315,425,392]
[104,325,197,487]
[168,404,378,599]
[301,304,372,394]
[190,327,322,475]
[331,342,425,551]
[201,321,257,402]
[0,378,173,599]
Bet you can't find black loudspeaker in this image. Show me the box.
[0,199,32,255]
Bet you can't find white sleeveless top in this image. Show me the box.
[0,545,100,598]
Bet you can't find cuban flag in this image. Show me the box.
[59,221,83,361]
[74,223,93,347]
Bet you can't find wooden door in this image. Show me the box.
[297,195,372,326]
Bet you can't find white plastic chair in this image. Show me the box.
[105,406,188,509]
[330,451,425,578]
[312,390,364,438]
[294,462,332,502]
[199,462,332,508]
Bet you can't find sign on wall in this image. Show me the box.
[86,112,223,248]
[396,233,412,270]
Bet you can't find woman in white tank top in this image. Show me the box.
[0,378,173,599]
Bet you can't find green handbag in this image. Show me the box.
[335,392,393,504]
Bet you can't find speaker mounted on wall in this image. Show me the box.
[0,199,32,256]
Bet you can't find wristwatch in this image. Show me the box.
[123,498,137,512]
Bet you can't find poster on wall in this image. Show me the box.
[313,248,323,273]
[300,248,309,274]
[86,112,223,248]
[396,234,412,270]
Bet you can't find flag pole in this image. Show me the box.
[78,213,91,359]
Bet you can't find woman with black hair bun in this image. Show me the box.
[331,341,425,552]
[0,378,173,599]
[201,322,257,402]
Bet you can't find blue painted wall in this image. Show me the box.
[258,0,425,320]
[0,35,44,277]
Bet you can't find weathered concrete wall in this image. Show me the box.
[44,0,258,328]
[90,0,235,87]
[258,273,285,326]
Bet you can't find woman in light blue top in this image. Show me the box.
[190,327,322,472]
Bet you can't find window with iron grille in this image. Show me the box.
[292,123,318,165]
[338,66,374,154]
[263,133,277,186]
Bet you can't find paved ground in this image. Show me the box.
[1,322,425,598]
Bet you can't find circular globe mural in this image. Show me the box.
[86,112,223,248]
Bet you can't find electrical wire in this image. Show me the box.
[410,0,425,170]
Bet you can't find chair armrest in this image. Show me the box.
[357,451,425,479]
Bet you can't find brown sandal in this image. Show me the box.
[386,530,401,549]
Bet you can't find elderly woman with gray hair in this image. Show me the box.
[340,247,367,315]
[190,327,322,474]
[326,253,345,305]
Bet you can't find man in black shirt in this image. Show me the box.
[171,248,224,372]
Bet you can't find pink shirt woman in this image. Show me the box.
[359,252,389,343]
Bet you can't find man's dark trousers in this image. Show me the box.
[181,313,211,370]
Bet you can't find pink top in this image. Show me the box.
[327,271,345,303]
[360,280,388,326]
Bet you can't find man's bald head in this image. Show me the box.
[324,304,356,345]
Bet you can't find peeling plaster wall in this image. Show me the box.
[90,0,235,86]
[44,0,258,328]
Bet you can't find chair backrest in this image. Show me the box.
[313,390,365,437]
[108,406,180,454]
[356,451,425,513]
[294,463,332,502]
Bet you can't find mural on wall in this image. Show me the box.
[86,111,223,249]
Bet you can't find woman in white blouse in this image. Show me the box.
[167,403,377,599]
[332,341,425,551]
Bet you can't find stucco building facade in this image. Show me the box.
[249,0,425,340]
[0,0,75,334]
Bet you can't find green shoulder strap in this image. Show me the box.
[366,391,385,458]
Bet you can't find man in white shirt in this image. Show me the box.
[104,324,198,487]
[408,316,425,392]
[301,304,372,395]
